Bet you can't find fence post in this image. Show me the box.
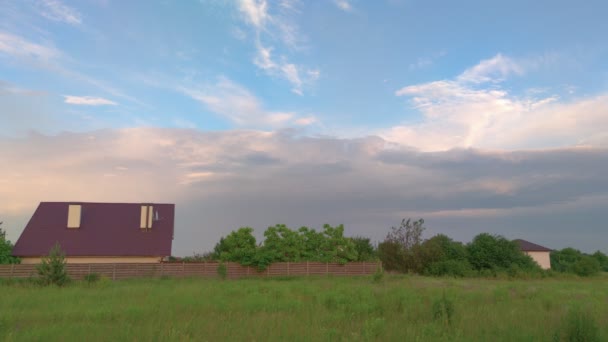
[287,262,290,276]
[326,262,329,275]
[160,262,163,277]
[88,263,91,275]
[306,261,309,276]
[112,264,116,280]
[182,262,185,277]
[203,262,206,276]
[11,264,14,277]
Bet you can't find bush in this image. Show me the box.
[84,273,100,284]
[552,249,602,277]
[573,257,601,277]
[37,243,70,286]
[372,265,384,283]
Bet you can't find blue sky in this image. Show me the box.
[1,0,608,254]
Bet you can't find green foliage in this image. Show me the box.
[0,222,20,265]
[372,265,384,283]
[378,218,425,273]
[591,251,608,272]
[84,273,100,284]
[551,248,601,277]
[418,234,472,276]
[377,240,406,272]
[467,233,540,273]
[214,224,359,270]
[561,308,600,342]
[37,243,70,286]
[351,236,376,261]
[217,262,227,280]
[432,293,455,326]
[217,227,258,266]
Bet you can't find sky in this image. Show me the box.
[1,0,607,255]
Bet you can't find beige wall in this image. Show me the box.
[525,251,551,269]
[20,256,162,264]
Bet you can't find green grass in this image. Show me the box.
[1,274,607,341]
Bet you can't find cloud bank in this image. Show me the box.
[2,128,607,255]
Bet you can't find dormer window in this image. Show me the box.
[140,205,154,229]
[67,205,81,228]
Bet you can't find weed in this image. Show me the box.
[217,262,227,280]
[84,273,100,284]
[561,307,600,342]
[372,265,384,283]
[432,293,455,326]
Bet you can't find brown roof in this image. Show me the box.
[515,239,552,252]
[12,202,174,257]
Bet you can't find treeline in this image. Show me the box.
[377,219,607,277]
[178,218,607,277]
[173,224,374,270]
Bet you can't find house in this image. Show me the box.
[515,239,552,269]
[12,202,174,264]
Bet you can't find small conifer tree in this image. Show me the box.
[37,243,70,286]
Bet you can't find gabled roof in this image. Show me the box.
[515,239,552,252]
[12,202,174,257]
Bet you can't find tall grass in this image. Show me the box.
[1,275,607,341]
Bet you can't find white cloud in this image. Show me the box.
[238,0,268,28]
[0,31,60,61]
[457,53,524,84]
[37,0,82,25]
[334,0,353,12]
[389,54,608,151]
[64,96,117,106]
[179,77,317,127]
[236,0,318,94]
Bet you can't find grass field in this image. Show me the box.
[1,274,607,341]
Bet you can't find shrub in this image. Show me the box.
[573,256,601,277]
[37,243,70,286]
[84,273,100,284]
[561,308,600,342]
[372,265,384,283]
[217,262,227,280]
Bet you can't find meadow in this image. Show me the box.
[1,274,607,341]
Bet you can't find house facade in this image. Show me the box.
[515,239,552,269]
[12,202,174,264]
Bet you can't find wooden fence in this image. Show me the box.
[0,262,380,280]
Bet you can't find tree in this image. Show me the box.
[262,224,305,262]
[378,218,426,273]
[216,227,258,266]
[37,243,70,286]
[466,233,539,272]
[377,240,406,272]
[551,248,602,276]
[319,224,358,264]
[591,251,608,272]
[351,236,376,261]
[0,221,20,264]
[386,218,425,250]
[416,234,472,276]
